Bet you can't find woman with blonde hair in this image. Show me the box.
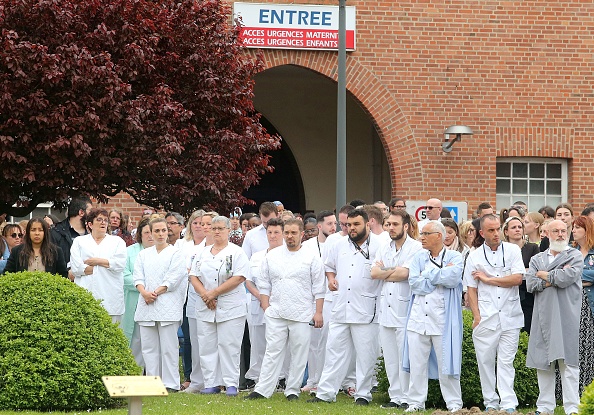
[524,212,544,246]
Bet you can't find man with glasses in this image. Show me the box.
[403,220,464,413]
[243,202,279,259]
[165,212,185,245]
[309,209,382,406]
[464,214,525,412]
[389,198,407,214]
[417,198,443,232]
[526,220,583,415]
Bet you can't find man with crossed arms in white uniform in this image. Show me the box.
[371,210,422,409]
[465,214,525,412]
[309,209,382,406]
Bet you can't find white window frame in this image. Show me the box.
[496,157,568,212]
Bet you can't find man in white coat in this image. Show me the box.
[242,202,279,259]
[246,218,325,401]
[465,214,525,412]
[526,219,583,415]
[133,218,188,392]
[309,209,382,406]
[244,218,285,385]
[371,210,422,409]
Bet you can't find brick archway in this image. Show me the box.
[249,49,427,196]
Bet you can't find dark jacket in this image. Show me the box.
[50,218,80,266]
[3,244,68,279]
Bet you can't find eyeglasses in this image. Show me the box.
[339,222,348,229]
[549,229,568,235]
[166,221,181,226]
[211,227,228,232]
[425,206,439,210]
[94,218,109,224]
[393,205,406,209]
[468,228,476,233]
[419,231,440,237]
[304,229,317,234]
[10,233,23,238]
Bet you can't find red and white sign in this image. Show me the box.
[233,2,356,51]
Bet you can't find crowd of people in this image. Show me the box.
[1,195,593,413]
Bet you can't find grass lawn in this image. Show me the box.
[0,391,562,415]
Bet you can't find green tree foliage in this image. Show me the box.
[0,272,140,410]
[0,0,280,217]
[377,310,538,408]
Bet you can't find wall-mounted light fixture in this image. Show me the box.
[442,125,473,153]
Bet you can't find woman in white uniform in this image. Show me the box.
[134,218,188,392]
[189,216,249,397]
[70,208,127,322]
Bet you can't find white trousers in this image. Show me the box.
[187,317,204,389]
[245,323,266,381]
[254,315,311,397]
[536,360,580,414]
[196,316,246,388]
[140,322,180,390]
[472,322,519,409]
[380,325,409,404]
[130,323,144,369]
[316,322,379,402]
[407,331,462,411]
[111,315,122,324]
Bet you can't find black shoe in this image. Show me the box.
[371,386,378,393]
[239,379,256,392]
[307,397,330,403]
[276,378,286,391]
[381,402,399,408]
[165,387,179,393]
[244,391,265,400]
[400,403,410,409]
[355,398,369,406]
[286,394,299,401]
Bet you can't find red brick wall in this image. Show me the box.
[231,0,594,215]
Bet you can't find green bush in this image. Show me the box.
[581,379,594,415]
[377,309,538,408]
[0,271,140,411]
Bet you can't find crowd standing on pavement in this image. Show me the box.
[2,195,594,413]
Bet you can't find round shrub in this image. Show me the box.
[0,271,140,411]
[377,309,538,408]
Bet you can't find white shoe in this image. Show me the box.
[182,385,203,394]
[450,407,462,413]
[405,405,424,412]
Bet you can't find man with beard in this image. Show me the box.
[50,196,93,281]
[403,220,464,413]
[165,212,185,245]
[370,210,422,409]
[526,219,583,415]
[464,214,525,412]
[246,219,325,401]
[309,209,382,406]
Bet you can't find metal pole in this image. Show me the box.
[336,0,347,210]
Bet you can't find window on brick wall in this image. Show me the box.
[496,158,567,212]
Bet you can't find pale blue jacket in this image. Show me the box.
[402,248,464,379]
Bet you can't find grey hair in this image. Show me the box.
[423,220,446,242]
[165,212,185,226]
[212,216,231,228]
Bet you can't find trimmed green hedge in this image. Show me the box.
[0,271,140,410]
[377,309,538,408]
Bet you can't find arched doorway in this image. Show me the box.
[246,64,392,213]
